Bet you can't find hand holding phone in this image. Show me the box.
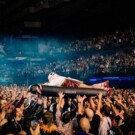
[31,120,39,130]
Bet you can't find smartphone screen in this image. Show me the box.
[31,120,38,130]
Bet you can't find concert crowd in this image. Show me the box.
[0,28,135,135]
[0,85,135,135]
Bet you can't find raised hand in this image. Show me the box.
[38,97,43,105]
[106,97,113,103]
[114,96,122,104]
[43,96,47,110]
[58,91,65,99]
[97,92,102,99]
[0,109,6,120]
[76,95,86,104]
[76,95,82,103]
[22,91,28,98]
[30,124,40,135]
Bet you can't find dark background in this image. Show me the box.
[0,0,134,37]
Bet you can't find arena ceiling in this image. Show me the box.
[0,0,134,37]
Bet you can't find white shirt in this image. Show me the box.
[44,72,82,87]
[98,117,112,135]
[45,72,66,86]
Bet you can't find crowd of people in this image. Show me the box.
[0,84,135,135]
[1,28,135,58]
[1,47,134,85]
[0,29,135,83]
[48,28,135,56]
[0,28,135,134]
[33,48,135,78]
[0,28,135,84]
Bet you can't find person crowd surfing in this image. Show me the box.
[30,72,112,95]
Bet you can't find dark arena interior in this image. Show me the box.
[0,0,135,135]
